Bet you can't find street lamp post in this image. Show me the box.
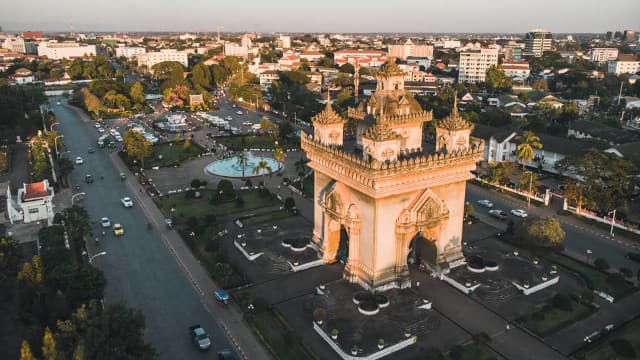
[608,209,617,237]
[54,135,64,157]
[89,251,107,263]
[50,122,59,131]
[586,249,593,264]
[71,192,86,204]
[617,76,638,105]
[527,171,533,208]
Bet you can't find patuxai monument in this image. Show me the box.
[301,59,484,292]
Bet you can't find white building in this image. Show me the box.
[277,35,291,49]
[6,180,55,225]
[589,48,619,63]
[608,54,640,75]
[12,67,35,84]
[37,41,96,59]
[115,46,146,58]
[2,37,26,53]
[524,29,553,57]
[442,40,461,49]
[387,39,433,60]
[458,48,499,83]
[241,34,252,49]
[224,42,249,58]
[498,61,530,79]
[137,49,189,69]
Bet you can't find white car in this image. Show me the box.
[236,110,243,115]
[101,217,111,228]
[75,156,84,165]
[225,116,233,121]
[94,123,101,128]
[510,209,528,218]
[121,197,134,208]
[477,199,494,208]
[97,127,105,133]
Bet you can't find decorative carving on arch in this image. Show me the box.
[406,188,450,229]
[322,181,350,220]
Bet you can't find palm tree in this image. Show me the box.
[273,146,285,172]
[236,151,249,177]
[515,131,542,171]
[252,159,273,177]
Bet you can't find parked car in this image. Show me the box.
[477,199,494,207]
[120,197,133,208]
[119,172,127,180]
[510,209,528,218]
[189,325,211,350]
[217,350,235,359]
[100,217,111,228]
[113,223,124,236]
[75,156,84,164]
[626,252,640,262]
[85,174,94,183]
[488,209,508,220]
[236,110,243,115]
[97,127,105,133]
[87,148,95,153]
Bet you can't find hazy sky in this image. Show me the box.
[2,0,639,33]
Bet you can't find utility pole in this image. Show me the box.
[527,171,533,208]
[608,209,616,237]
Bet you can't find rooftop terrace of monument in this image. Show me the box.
[300,131,484,197]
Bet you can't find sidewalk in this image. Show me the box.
[109,153,272,360]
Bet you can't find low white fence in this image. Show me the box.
[474,177,550,206]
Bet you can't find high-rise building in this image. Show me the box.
[240,34,252,49]
[588,48,619,63]
[277,35,291,49]
[458,48,499,83]
[2,37,26,53]
[623,30,636,42]
[524,29,552,57]
[115,46,146,58]
[388,39,433,60]
[504,44,523,61]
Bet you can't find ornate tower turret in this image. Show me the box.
[311,93,346,146]
[435,98,473,153]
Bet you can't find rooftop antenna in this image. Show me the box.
[217,26,224,42]
[69,18,75,37]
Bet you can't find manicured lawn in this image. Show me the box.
[216,134,285,151]
[145,141,204,168]
[154,190,276,219]
[447,343,499,360]
[546,253,636,300]
[520,298,594,337]
[246,309,317,360]
[584,317,640,359]
[243,209,291,226]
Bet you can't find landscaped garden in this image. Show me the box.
[545,253,636,300]
[145,140,205,168]
[519,293,595,337]
[245,309,317,360]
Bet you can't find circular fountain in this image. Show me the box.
[205,152,283,178]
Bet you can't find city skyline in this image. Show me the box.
[1,0,639,34]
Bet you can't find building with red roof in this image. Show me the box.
[7,179,55,225]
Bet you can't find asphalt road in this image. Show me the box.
[466,183,640,272]
[50,97,236,359]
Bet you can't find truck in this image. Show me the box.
[189,324,211,350]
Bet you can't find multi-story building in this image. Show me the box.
[115,46,146,58]
[300,51,325,64]
[2,37,26,53]
[387,39,433,60]
[503,43,523,61]
[608,54,640,75]
[240,34,252,49]
[37,41,96,59]
[458,48,499,83]
[442,40,461,49]
[21,31,44,40]
[224,42,249,58]
[589,48,619,63]
[136,49,188,69]
[334,49,388,68]
[498,61,530,79]
[277,35,291,49]
[524,29,553,57]
[259,70,280,91]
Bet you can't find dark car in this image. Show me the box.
[87,148,95,153]
[626,252,640,262]
[218,350,235,360]
[488,209,508,220]
[85,174,94,183]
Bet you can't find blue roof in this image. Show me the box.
[215,289,229,300]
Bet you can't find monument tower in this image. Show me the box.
[301,59,483,292]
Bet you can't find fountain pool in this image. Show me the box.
[205,153,283,178]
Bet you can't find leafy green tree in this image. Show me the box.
[555,148,637,213]
[129,82,145,109]
[216,180,235,199]
[0,237,22,280]
[62,206,92,263]
[42,326,58,360]
[152,61,187,91]
[517,171,538,192]
[280,71,310,85]
[339,63,355,74]
[123,131,152,168]
[80,88,103,118]
[284,197,296,212]
[485,65,512,93]
[532,79,548,92]
[191,62,212,91]
[515,216,565,247]
[57,158,74,187]
[515,131,542,170]
[20,340,36,360]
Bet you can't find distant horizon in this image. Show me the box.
[2,0,639,34]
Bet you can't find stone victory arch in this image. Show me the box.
[301,59,483,292]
